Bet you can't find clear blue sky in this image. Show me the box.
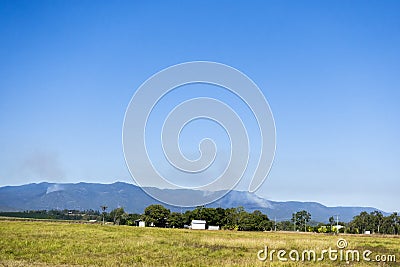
[0,1,399,212]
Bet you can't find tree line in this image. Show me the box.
[101,205,400,235]
[1,205,398,234]
[0,209,100,221]
[104,205,273,231]
[348,211,399,234]
[274,210,399,235]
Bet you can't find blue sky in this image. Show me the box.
[0,1,399,212]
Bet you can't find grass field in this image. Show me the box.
[0,220,398,266]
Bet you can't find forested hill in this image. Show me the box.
[0,182,387,222]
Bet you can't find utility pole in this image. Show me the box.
[336,214,339,234]
[274,217,277,231]
[304,218,307,232]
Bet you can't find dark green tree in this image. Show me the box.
[232,209,271,231]
[125,213,141,226]
[182,210,194,226]
[277,220,292,231]
[390,212,399,234]
[214,207,227,226]
[350,211,372,234]
[348,211,400,235]
[370,210,383,234]
[143,204,170,227]
[224,207,243,230]
[292,210,311,232]
[167,212,184,228]
[328,216,335,232]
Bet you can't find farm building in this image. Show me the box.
[191,220,206,230]
[134,219,146,227]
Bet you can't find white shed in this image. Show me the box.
[135,219,146,227]
[208,225,219,230]
[191,220,206,230]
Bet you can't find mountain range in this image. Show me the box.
[0,182,387,222]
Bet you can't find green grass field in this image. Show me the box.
[0,220,398,266]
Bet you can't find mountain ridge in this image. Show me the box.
[0,182,387,222]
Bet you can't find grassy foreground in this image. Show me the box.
[0,220,398,266]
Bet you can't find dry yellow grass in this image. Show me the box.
[0,220,398,266]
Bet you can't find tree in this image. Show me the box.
[143,204,170,227]
[109,207,126,225]
[348,211,400,235]
[390,212,399,235]
[250,210,271,231]
[230,209,271,231]
[292,210,311,232]
[317,223,328,233]
[277,220,292,231]
[202,208,218,226]
[125,213,141,226]
[214,207,227,226]
[370,210,383,234]
[350,211,372,234]
[237,211,253,231]
[328,216,335,232]
[224,207,243,230]
[182,210,194,226]
[100,205,108,225]
[167,212,184,228]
